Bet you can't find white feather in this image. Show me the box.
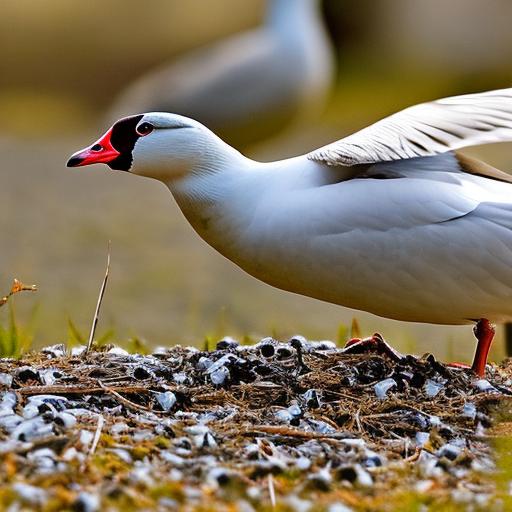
[308,88,512,166]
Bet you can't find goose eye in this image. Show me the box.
[136,122,154,136]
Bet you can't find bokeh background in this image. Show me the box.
[2,0,512,362]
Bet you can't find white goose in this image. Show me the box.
[68,87,512,376]
[107,0,333,149]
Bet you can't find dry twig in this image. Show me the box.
[268,474,276,508]
[17,384,149,396]
[0,278,37,307]
[85,242,111,355]
[98,380,164,414]
[89,414,104,457]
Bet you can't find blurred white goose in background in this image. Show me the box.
[69,88,512,376]
[107,0,334,151]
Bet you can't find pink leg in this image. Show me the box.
[471,319,495,377]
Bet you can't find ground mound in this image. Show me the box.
[1,336,511,511]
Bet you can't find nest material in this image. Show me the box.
[0,338,510,510]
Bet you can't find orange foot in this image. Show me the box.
[342,333,404,362]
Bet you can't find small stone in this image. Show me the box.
[71,346,86,356]
[328,504,354,512]
[210,366,230,386]
[474,379,497,392]
[198,432,217,448]
[133,429,154,442]
[12,417,54,442]
[415,480,435,494]
[158,498,179,509]
[161,451,185,467]
[1,390,17,409]
[174,436,193,451]
[310,340,337,351]
[246,486,261,500]
[206,354,235,374]
[107,347,129,356]
[451,489,474,504]
[415,432,430,447]
[74,491,100,512]
[462,402,477,420]
[354,465,373,487]
[275,409,293,423]
[129,461,155,486]
[39,369,62,386]
[437,443,461,461]
[0,439,24,454]
[27,395,68,407]
[417,450,444,479]
[186,425,217,448]
[335,464,372,487]
[303,389,320,409]
[197,356,213,370]
[41,344,66,358]
[285,495,312,512]
[307,419,336,434]
[0,373,13,387]
[154,391,177,412]
[364,450,383,468]
[62,447,80,461]
[152,346,169,356]
[429,415,441,427]
[216,337,239,350]
[54,412,77,429]
[287,402,302,418]
[27,448,56,471]
[308,466,332,490]
[424,379,444,397]
[108,448,133,464]
[13,483,47,505]
[244,443,260,460]
[0,414,24,431]
[207,467,231,487]
[169,469,183,482]
[173,372,191,385]
[295,457,311,470]
[79,429,94,448]
[374,378,396,399]
[22,404,40,420]
[111,422,129,435]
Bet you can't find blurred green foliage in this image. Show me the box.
[0,305,36,358]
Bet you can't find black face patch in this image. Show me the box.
[107,114,144,171]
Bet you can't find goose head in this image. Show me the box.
[66,113,222,182]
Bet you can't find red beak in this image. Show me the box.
[67,127,120,167]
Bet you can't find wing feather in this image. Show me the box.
[308,88,512,166]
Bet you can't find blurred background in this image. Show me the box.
[1,0,512,362]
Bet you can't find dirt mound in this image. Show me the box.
[1,336,511,510]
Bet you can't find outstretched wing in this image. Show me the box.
[308,88,512,166]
